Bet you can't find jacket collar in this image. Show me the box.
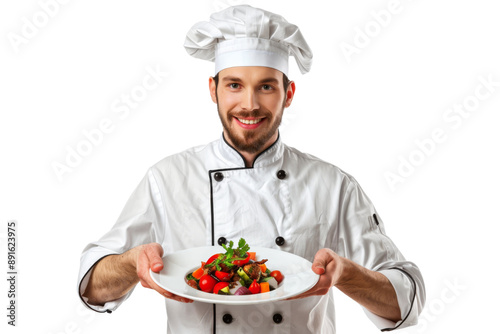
[217,132,284,168]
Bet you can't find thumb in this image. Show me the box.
[146,244,164,273]
[311,250,329,275]
[151,262,163,272]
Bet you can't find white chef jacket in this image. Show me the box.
[78,135,425,333]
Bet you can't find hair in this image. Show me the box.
[213,72,291,94]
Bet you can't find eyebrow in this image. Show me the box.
[220,76,280,85]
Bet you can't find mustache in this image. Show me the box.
[229,109,271,118]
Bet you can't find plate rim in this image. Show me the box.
[149,245,319,305]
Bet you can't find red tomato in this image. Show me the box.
[213,282,229,295]
[232,252,250,266]
[199,274,217,293]
[206,253,221,265]
[215,271,231,282]
[270,270,284,284]
[249,279,261,294]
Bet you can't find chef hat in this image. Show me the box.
[184,5,313,76]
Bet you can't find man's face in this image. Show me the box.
[209,66,295,154]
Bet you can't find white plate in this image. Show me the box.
[150,246,320,305]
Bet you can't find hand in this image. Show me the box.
[288,248,344,300]
[135,243,193,303]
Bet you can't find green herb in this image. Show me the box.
[186,273,198,282]
[237,238,250,257]
[206,238,251,271]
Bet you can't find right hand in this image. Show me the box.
[134,243,193,303]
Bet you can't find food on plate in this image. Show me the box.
[185,238,284,295]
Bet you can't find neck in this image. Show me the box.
[239,151,258,168]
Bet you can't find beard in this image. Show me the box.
[217,105,284,154]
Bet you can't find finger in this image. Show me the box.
[286,271,332,300]
[162,291,194,303]
[139,244,193,303]
[137,249,152,287]
[137,248,166,294]
[146,243,164,273]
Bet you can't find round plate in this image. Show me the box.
[150,246,319,305]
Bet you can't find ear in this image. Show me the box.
[209,77,217,103]
[284,81,296,108]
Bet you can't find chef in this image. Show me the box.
[77,5,425,333]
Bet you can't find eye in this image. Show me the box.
[261,84,273,91]
[229,83,240,89]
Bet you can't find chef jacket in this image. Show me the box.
[78,135,425,333]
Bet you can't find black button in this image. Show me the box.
[218,237,227,246]
[273,313,283,324]
[214,172,224,182]
[222,313,233,324]
[276,170,287,180]
[275,236,285,246]
[106,310,112,314]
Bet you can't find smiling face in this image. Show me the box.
[209,66,295,158]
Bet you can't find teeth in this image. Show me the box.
[237,118,262,125]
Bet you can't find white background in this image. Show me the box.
[1,0,499,333]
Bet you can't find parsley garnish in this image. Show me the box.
[237,238,250,257]
[205,238,251,271]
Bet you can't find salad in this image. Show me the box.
[185,238,284,295]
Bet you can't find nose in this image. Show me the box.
[240,89,260,111]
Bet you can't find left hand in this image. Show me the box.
[288,248,344,300]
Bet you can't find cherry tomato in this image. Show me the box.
[232,252,250,266]
[270,270,284,284]
[249,279,261,294]
[215,270,232,282]
[213,282,229,295]
[199,274,217,293]
[206,253,221,265]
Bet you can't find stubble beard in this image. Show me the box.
[217,105,284,154]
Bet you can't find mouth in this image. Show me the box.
[234,117,265,129]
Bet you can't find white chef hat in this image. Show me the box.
[184,5,313,76]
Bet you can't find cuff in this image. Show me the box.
[77,247,134,313]
[362,269,418,331]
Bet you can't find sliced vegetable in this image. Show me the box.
[270,270,284,284]
[192,267,205,279]
[249,279,261,294]
[185,238,284,296]
[213,282,230,295]
[232,252,250,266]
[206,253,221,265]
[229,281,243,295]
[218,286,230,295]
[185,273,196,281]
[237,267,253,285]
[234,286,251,295]
[215,270,232,282]
[261,277,278,290]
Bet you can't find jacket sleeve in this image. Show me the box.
[77,168,166,313]
[336,177,426,331]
